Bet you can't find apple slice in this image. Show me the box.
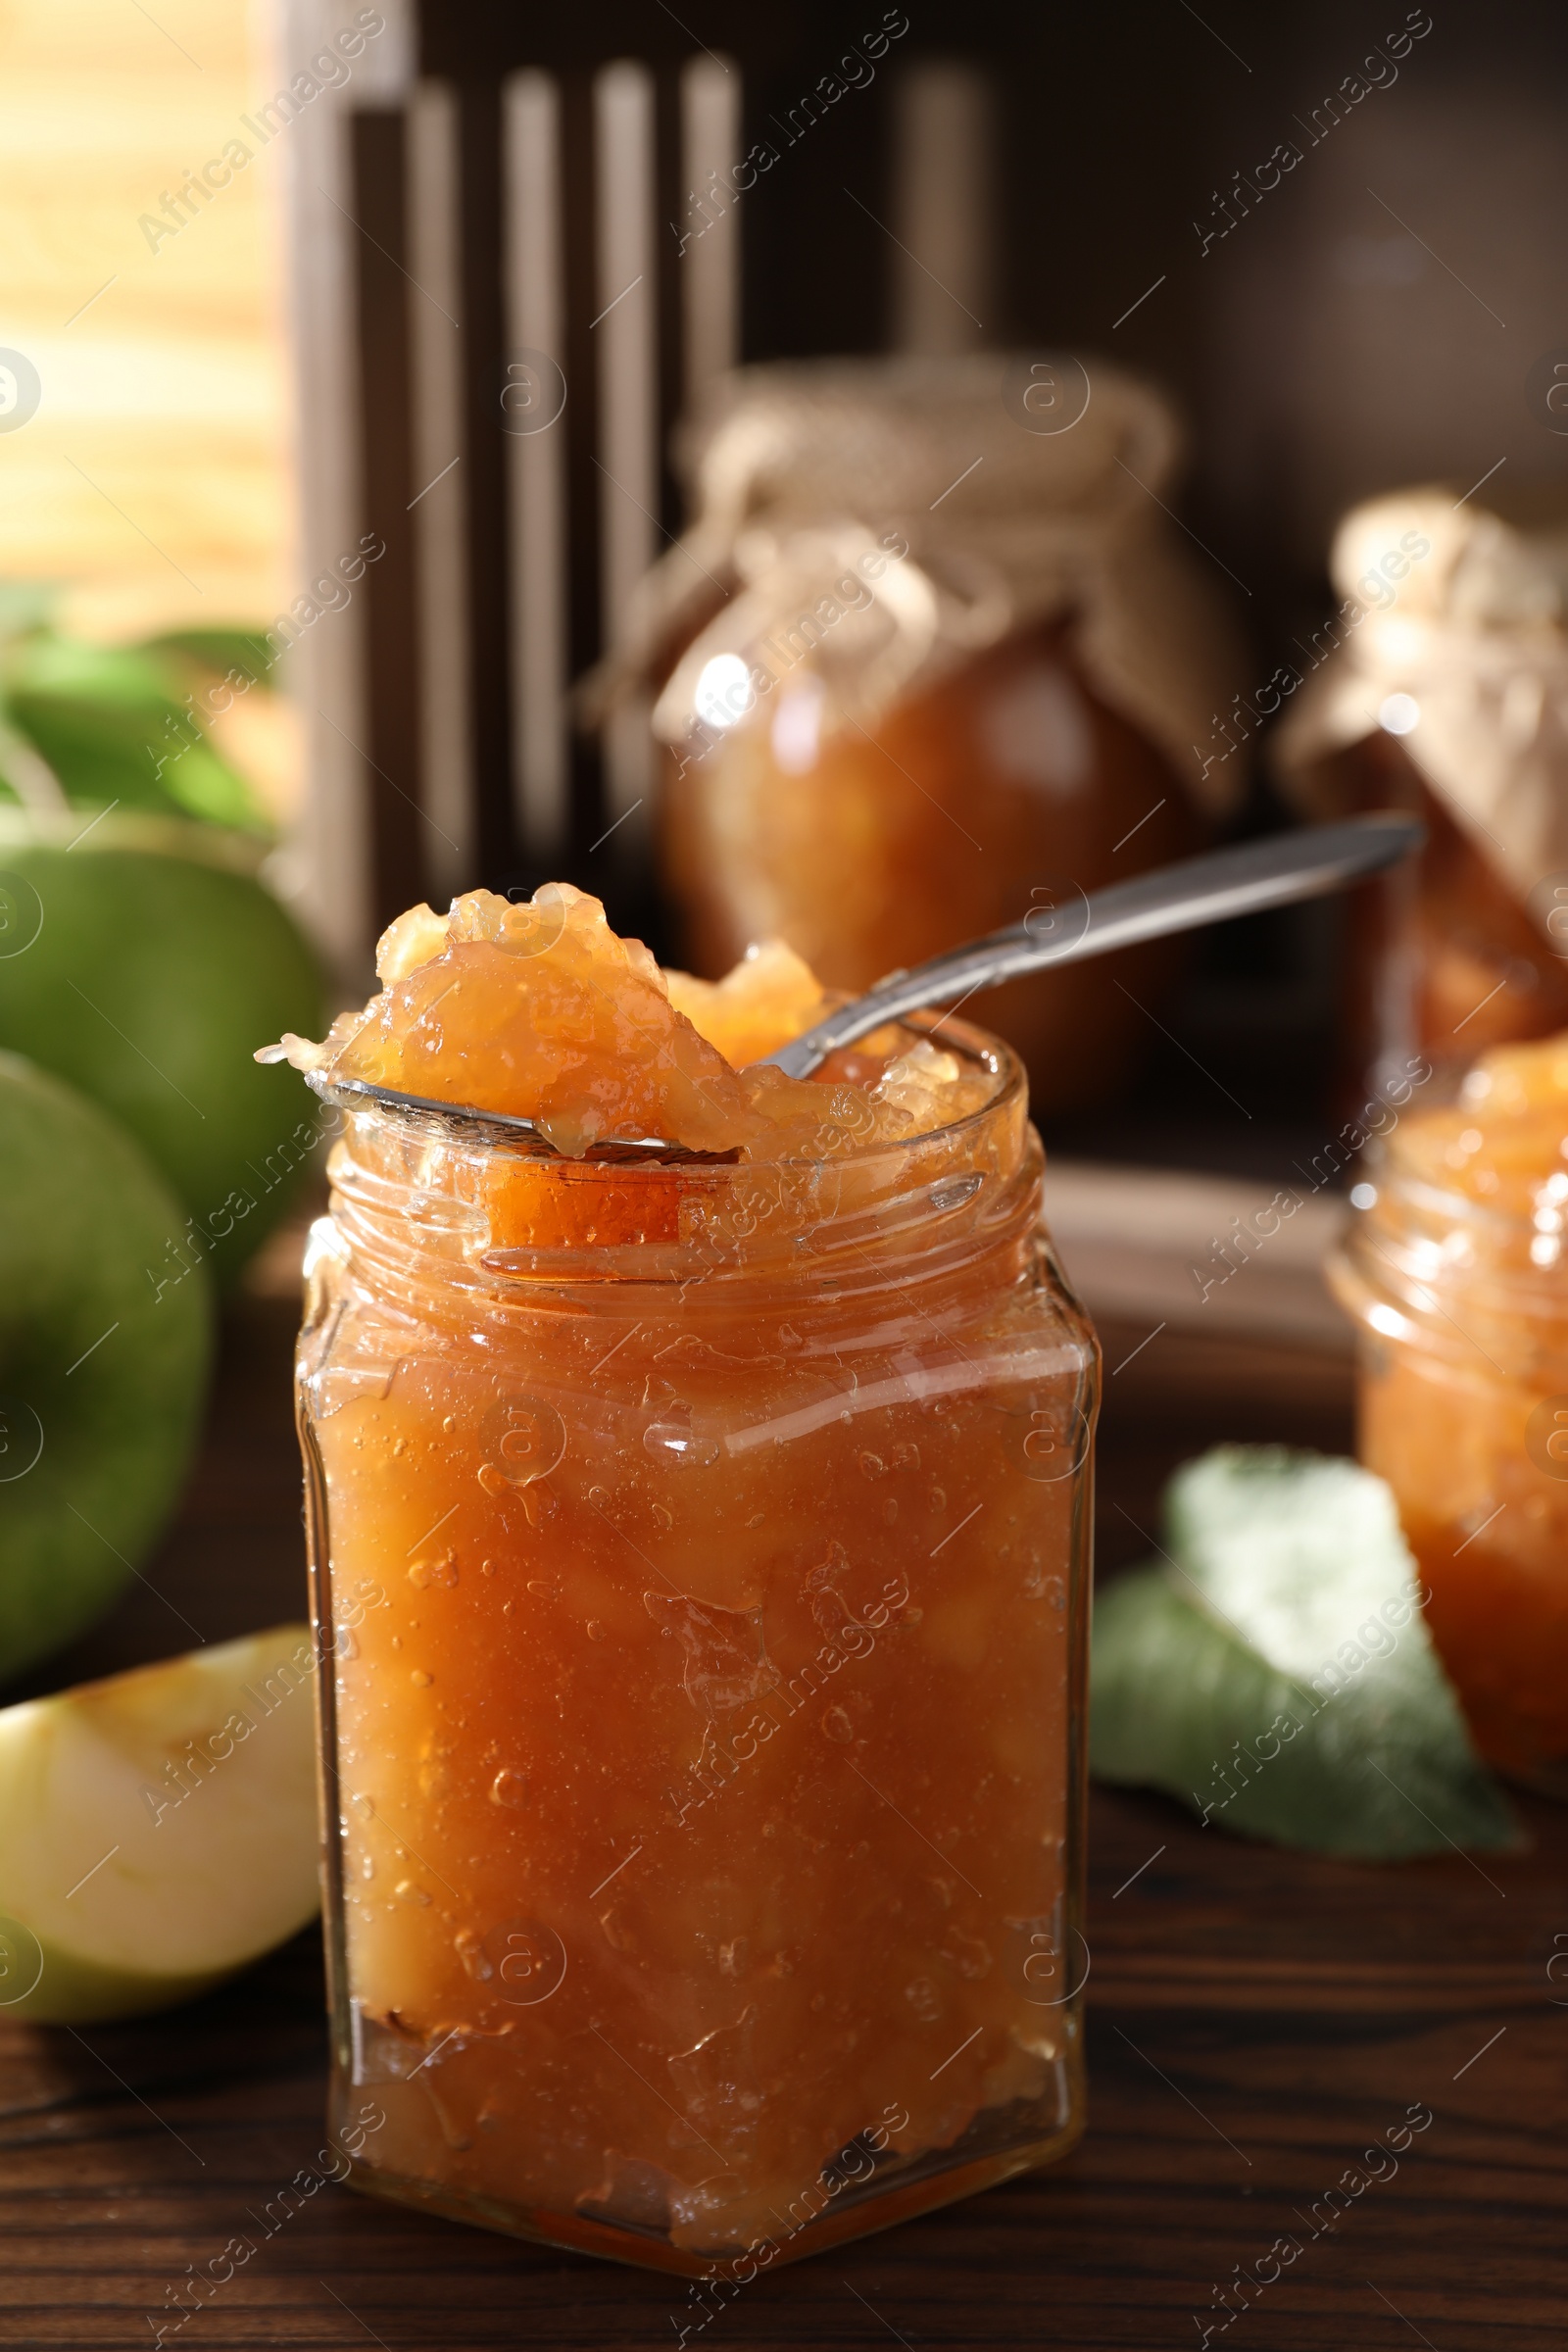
[0,1624,321,2023]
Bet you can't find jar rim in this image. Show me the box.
[1371,1139,1568,1247]
[318,1008,1026,1175]
[1339,1143,1568,1360]
[319,1012,1039,1300]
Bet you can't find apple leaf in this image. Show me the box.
[138,628,277,689]
[1091,1446,1516,1857]
[1,636,269,833]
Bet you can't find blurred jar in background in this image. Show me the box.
[594,359,1249,1114]
[1330,1027,1568,1792]
[1275,488,1568,1105]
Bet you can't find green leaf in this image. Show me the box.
[138,628,278,690]
[1091,1446,1517,1858]
[1,636,270,834]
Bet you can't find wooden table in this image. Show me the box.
[3,1292,1564,2350]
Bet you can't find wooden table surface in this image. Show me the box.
[3,1287,1564,2351]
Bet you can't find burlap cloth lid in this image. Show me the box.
[590,354,1249,813]
[1273,484,1568,915]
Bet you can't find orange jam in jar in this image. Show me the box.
[603,355,1250,1118]
[1301,727,1568,1102]
[283,886,1096,2275]
[1332,1029,1568,1788]
[1273,487,1568,1107]
[661,615,1202,1117]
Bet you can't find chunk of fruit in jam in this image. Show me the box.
[269,882,987,1157]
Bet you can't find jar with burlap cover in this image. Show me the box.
[1274,484,1568,1097]
[593,354,1249,1113]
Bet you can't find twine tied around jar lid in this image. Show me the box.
[582,354,1250,813]
[1273,485,1568,927]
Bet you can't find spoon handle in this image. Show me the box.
[763,810,1425,1079]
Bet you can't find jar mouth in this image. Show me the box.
[1338,1138,1568,1356]
[1369,1156,1537,1239]
[320,1013,1038,1298]
[315,1009,1024,1170]
[1367,1134,1568,1251]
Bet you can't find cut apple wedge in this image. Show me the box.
[0,1624,321,2023]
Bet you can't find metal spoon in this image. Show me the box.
[304,810,1422,1145]
[765,808,1422,1078]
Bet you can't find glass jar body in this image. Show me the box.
[1332,1178,1568,1788]
[1318,731,1568,1105]
[297,1083,1097,2276]
[661,620,1200,1116]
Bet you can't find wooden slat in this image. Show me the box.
[350,107,427,933]
[891,60,993,355]
[501,71,569,866]
[559,69,606,861]
[451,80,516,888]
[594,61,659,847]
[678,56,741,425]
[406,78,475,900]
[282,0,415,979]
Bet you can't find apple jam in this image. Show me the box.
[285,886,1096,2274]
[1331,1029,1568,1788]
[662,618,1202,1117]
[1309,728,1568,1105]
[610,358,1250,1122]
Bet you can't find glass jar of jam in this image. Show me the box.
[1330,1026,1568,1791]
[1315,727,1568,1104]
[287,886,1097,2277]
[662,614,1203,1119]
[598,355,1249,1115]
[1275,487,1568,1104]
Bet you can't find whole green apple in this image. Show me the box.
[0,1053,212,1681]
[0,815,325,1283]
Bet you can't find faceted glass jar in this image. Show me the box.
[1331,1156,1568,1791]
[295,1023,1097,2278]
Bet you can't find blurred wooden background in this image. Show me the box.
[269,0,1568,974]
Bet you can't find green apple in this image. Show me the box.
[0,1624,320,2022]
[0,812,325,1283]
[0,1052,212,1680]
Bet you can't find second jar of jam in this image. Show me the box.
[1331,1024,1568,1790]
[599,355,1250,1113]
[1276,485,1568,1106]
